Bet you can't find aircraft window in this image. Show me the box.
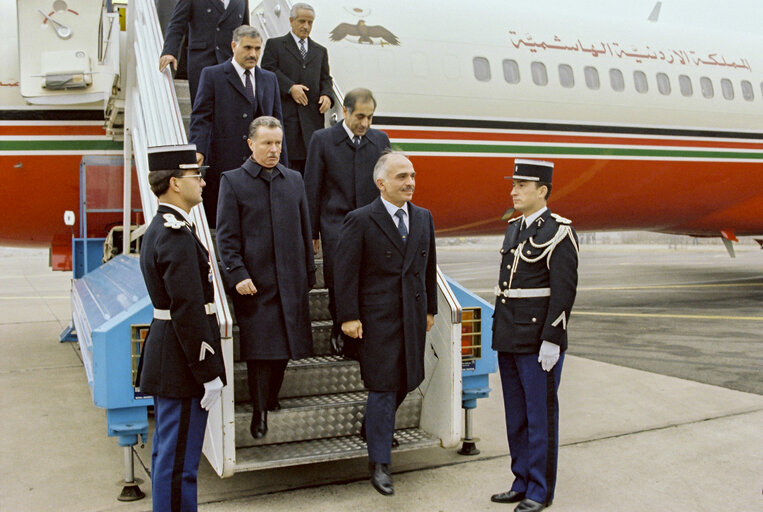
[609,68,625,91]
[558,64,574,88]
[633,71,648,93]
[584,66,600,90]
[502,59,520,84]
[678,75,693,97]
[740,80,754,101]
[473,57,491,82]
[531,62,548,86]
[720,79,734,100]
[700,77,714,98]
[656,73,671,95]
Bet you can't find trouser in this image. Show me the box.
[498,351,565,505]
[151,395,208,512]
[246,359,288,411]
[365,390,407,464]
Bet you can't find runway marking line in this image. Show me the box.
[578,283,763,291]
[574,311,763,321]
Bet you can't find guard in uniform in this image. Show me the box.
[490,159,579,512]
[138,144,227,512]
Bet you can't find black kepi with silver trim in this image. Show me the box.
[512,158,553,183]
[147,144,203,172]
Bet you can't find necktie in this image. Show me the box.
[299,38,307,59]
[353,135,360,146]
[244,69,254,103]
[395,209,408,242]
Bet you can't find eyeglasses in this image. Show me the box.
[175,170,206,181]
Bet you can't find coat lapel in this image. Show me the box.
[369,198,405,255]
[225,61,251,103]
[402,203,424,270]
[283,35,304,63]
[303,37,319,66]
[208,0,224,16]
[218,0,239,23]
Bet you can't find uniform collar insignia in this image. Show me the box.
[163,213,185,230]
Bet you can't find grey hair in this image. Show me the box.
[232,25,261,44]
[373,149,409,182]
[248,116,283,139]
[290,2,315,17]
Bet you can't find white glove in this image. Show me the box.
[538,341,560,372]
[200,377,224,411]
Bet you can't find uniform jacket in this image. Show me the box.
[492,209,579,354]
[216,159,315,360]
[139,204,226,397]
[160,0,249,101]
[334,197,437,392]
[189,61,286,225]
[260,33,335,161]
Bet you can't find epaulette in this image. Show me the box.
[551,213,572,225]
[509,216,522,223]
[162,213,185,230]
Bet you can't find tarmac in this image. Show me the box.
[1,242,761,512]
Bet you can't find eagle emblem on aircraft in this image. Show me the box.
[330,8,399,46]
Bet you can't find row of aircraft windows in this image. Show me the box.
[472,57,760,102]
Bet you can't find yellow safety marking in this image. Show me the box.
[575,311,763,321]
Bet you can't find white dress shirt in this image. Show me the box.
[380,196,409,233]
[342,120,361,144]
[291,31,308,53]
[230,57,255,92]
[522,206,548,229]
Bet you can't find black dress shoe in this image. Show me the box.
[490,490,525,503]
[269,401,281,411]
[250,410,267,439]
[514,498,545,512]
[369,463,394,496]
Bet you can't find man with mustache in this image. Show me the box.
[215,116,315,440]
[189,25,286,226]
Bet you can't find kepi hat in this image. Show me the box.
[511,159,553,183]
[147,144,205,172]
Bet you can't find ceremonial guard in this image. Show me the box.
[138,145,227,512]
[490,159,579,512]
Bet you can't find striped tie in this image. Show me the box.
[395,209,408,243]
[299,38,307,59]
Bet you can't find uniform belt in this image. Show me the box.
[154,302,217,320]
[494,286,551,298]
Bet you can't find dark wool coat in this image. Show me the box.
[260,33,335,161]
[334,197,437,392]
[216,159,315,361]
[139,205,226,397]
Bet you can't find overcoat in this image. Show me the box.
[138,204,226,397]
[216,159,315,361]
[303,122,390,287]
[492,209,579,353]
[260,33,335,161]
[189,61,286,225]
[334,197,437,392]
[160,0,249,101]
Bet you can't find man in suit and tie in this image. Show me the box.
[334,151,437,496]
[490,160,579,512]
[260,2,334,173]
[189,25,286,226]
[304,88,390,353]
[139,144,227,511]
[159,0,250,104]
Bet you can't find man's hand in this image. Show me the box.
[200,377,223,411]
[318,95,331,114]
[312,239,321,254]
[290,84,309,106]
[196,152,205,167]
[538,340,560,372]
[159,54,178,72]
[236,278,257,295]
[426,313,435,332]
[342,319,363,339]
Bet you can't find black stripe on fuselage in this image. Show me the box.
[373,116,763,140]
[0,110,104,121]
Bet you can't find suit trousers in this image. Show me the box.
[151,395,208,512]
[498,351,564,505]
[365,390,407,464]
[247,359,288,412]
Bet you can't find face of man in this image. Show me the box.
[511,180,547,215]
[377,155,415,207]
[232,36,263,70]
[290,8,315,39]
[342,100,375,137]
[172,170,205,211]
[248,126,283,168]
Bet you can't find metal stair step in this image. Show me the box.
[233,428,440,471]
[233,354,363,400]
[308,288,330,321]
[234,391,422,448]
[233,320,333,361]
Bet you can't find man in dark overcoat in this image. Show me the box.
[490,159,579,512]
[189,25,286,226]
[159,0,249,103]
[260,2,334,173]
[304,88,390,352]
[334,151,437,496]
[215,116,314,439]
[139,144,227,511]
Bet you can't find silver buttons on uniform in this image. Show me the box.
[532,317,537,323]
[501,299,506,303]
[502,281,507,286]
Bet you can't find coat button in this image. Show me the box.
[243,113,248,118]
[532,317,537,323]
[506,264,511,269]
[510,249,515,254]
[207,8,211,12]
[216,46,220,50]
[420,250,426,256]
[415,272,420,277]
[526,250,532,255]
[502,281,507,286]
[216,27,220,32]
[501,298,506,304]
[242,135,247,140]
